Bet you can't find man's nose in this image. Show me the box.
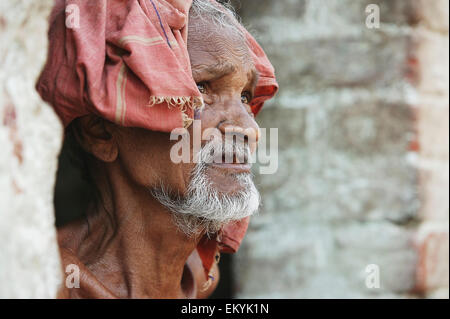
[218,111,260,155]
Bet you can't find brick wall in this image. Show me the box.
[411,0,449,298]
[232,0,449,298]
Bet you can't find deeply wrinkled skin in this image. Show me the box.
[57,19,260,298]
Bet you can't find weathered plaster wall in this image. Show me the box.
[0,0,62,298]
[233,0,449,298]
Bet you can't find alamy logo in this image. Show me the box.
[365,4,380,29]
[65,264,80,289]
[169,120,279,175]
[365,264,380,289]
[66,4,80,29]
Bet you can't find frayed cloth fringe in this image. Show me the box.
[182,112,194,129]
[147,96,204,128]
[147,96,204,111]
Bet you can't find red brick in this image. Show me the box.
[414,225,449,292]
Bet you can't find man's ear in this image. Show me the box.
[73,115,119,163]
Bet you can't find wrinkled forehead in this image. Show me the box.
[187,16,255,77]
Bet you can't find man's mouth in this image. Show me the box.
[208,153,252,173]
[209,162,252,173]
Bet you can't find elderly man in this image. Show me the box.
[37,0,277,298]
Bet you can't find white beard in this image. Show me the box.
[150,140,260,237]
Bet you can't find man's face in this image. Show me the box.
[186,19,261,189]
[113,20,261,234]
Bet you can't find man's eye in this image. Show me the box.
[197,82,207,94]
[241,92,251,104]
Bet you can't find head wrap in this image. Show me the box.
[37,0,278,279]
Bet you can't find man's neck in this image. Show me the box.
[59,161,202,298]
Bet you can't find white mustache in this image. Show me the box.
[150,137,260,237]
[197,139,251,165]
